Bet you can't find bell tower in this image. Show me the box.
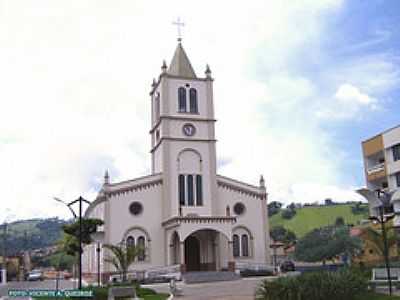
[149,41,218,219]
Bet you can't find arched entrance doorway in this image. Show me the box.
[185,236,200,271]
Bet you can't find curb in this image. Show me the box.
[167,294,174,300]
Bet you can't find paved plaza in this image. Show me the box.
[146,276,271,300]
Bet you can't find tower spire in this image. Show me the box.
[104,170,110,185]
[168,42,197,78]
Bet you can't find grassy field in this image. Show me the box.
[355,292,400,300]
[270,204,369,237]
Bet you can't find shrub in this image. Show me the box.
[255,269,367,300]
[281,209,296,220]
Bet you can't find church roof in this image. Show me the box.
[168,42,197,78]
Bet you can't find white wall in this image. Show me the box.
[107,183,164,270]
[217,184,270,264]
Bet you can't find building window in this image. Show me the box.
[126,236,135,248]
[233,235,240,257]
[396,172,400,187]
[196,175,203,206]
[189,88,198,113]
[179,175,185,206]
[393,144,400,161]
[187,175,194,206]
[178,87,186,112]
[233,203,246,216]
[179,174,202,207]
[241,235,249,257]
[155,92,160,121]
[129,202,143,216]
[137,236,146,261]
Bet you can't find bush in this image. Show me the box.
[281,209,296,220]
[255,269,367,300]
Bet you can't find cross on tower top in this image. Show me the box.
[172,17,185,42]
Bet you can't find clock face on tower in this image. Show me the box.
[182,123,196,136]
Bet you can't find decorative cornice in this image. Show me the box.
[149,74,210,95]
[107,179,162,197]
[162,216,237,227]
[149,115,217,134]
[217,175,265,199]
[150,137,217,153]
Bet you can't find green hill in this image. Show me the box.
[0,218,69,256]
[269,204,369,238]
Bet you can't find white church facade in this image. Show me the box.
[83,41,271,280]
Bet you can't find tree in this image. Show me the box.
[295,225,362,264]
[103,243,142,282]
[335,216,345,227]
[270,226,297,245]
[267,201,283,217]
[325,198,334,206]
[281,209,296,220]
[61,218,103,256]
[362,227,397,256]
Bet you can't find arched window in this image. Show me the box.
[241,235,249,257]
[189,88,198,113]
[179,174,185,206]
[178,87,186,112]
[187,175,194,206]
[233,235,240,257]
[126,236,135,248]
[137,236,146,261]
[196,175,203,206]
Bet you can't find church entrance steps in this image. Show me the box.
[183,271,241,284]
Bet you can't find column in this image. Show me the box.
[227,240,235,272]
[179,242,186,273]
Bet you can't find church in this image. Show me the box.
[83,40,271,281]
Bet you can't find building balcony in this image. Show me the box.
[367,163,385,175]
[367,163,387,182]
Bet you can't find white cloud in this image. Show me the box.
[316,83,379,120]
[0,0,375,221]
[335,83,376,105]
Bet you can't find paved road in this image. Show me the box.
[145,277,270,300]
[0,280,75,299]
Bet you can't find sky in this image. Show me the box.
[0,0,399,221]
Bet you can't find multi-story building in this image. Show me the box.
[361,125,400,222]
[362,125,400,192]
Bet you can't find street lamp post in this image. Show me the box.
[369,189,395,296]
[90,231,105,287]
[54,196,91,290]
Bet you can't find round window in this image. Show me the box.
[233,202,246,215]
[129,202,143,216]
